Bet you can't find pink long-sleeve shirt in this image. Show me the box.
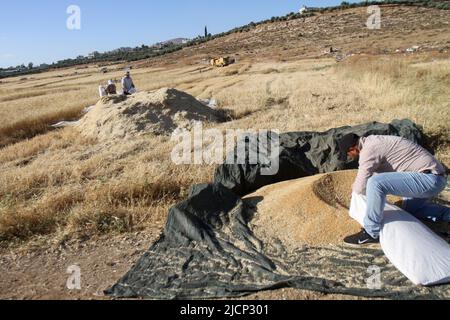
[353,135,446,195]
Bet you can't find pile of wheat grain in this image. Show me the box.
[245,170,406,248]
[245,170,363,248]
[77,88,223,141]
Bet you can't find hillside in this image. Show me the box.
[1,2,449,78]
[138,5,450,68]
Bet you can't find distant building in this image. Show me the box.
[1,65,27,75]
[107,47,135,54]
[299,6,308,15]
[118,47,133,52]
[162,38,190,46]
[88,51,100,59]
[3,69,20,74]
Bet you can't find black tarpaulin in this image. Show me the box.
[105,120,449,299]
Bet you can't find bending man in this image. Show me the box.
[340,134,449,246]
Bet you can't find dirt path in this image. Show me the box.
[0,226,366,300]
[0,229,162,300]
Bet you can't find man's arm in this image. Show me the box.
[352,144,382,195]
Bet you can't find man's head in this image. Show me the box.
[338,133,361,161]
[125,71,130,77]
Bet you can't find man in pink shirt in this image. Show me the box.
[339,134,449,246]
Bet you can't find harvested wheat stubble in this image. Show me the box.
[77,88,225,141]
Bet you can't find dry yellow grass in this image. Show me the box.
[0,53,448,246]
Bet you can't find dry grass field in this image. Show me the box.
[0,52,448,248]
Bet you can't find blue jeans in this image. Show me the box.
[364,172,449,238]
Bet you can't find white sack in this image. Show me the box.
[99,86,107,97]
[349,192,450,286]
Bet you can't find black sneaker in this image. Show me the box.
[344,229,380,247]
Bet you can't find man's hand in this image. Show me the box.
[393,199,404,209]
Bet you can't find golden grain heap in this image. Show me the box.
[77,88,224,141]
[245,170,405,248]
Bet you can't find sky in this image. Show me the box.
[0,0,363,68]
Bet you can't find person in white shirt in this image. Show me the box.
[121,71,136,95]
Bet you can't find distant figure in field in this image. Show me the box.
[105,80,117,95]
[98,85,107,98]
[121,71,136,95]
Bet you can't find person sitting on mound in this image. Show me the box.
[121,71,136,95]
[339,134,449,246]
[105,80,117,95]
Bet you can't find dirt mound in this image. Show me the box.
[77,88,224,140]
[245,170,360,248]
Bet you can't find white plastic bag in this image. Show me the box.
[349,192,368,227]
[99,85,107,97]
[349,192,450,286]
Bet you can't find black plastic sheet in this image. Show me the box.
[106,120,449,299]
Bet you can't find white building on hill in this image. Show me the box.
[299,6,308,15]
